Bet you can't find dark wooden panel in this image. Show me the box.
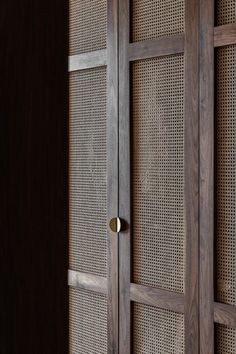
[184,0,199,352]
[129,34,185,61]
[130,284,185,313]
[214,303,236,328]
[199,0,214,353]
[69,49,107,72]
[119,1,131,353]
[214,24,236,47]
[68,270,107,294]
[107,0,119,353]
[0,0,68,353]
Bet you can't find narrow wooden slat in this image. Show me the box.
[184,0,199,352]
[214,24,236,48]
[130,284,185,314]
[199,0,214,353]
[68,49,107,72]
[119,0,131,353]
[68,270,108,294]
[129,34,185,61]
[107,1,119,353]
[214,303,236,328]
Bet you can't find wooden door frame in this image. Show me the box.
[67,1,236,353]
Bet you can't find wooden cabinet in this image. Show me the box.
[68,1,236,353]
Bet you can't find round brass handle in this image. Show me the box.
[109,217,121,233]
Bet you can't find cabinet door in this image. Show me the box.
[68,1,119,353]
[118,1,199,353]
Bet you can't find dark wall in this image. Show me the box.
[0,1,68,353]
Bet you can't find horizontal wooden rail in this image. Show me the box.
[214,302,236,328]
[69,273,186,313]
[69,49,107,72]
[67,25,236,71]
[130,283,185,313]
[214,23,236,47]
[68,270,108,294]
[129,34,185,61]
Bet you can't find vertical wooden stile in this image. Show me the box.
[118,0,131,353]
[184,0,200,352]
[107,0,119,353]
[199,0,215,352]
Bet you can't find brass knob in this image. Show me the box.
[109,217,121,233]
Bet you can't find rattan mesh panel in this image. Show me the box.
[69,0,107,55]
[216,324,236,353]
[216,0,236,26]
[131,55,184,292]
[69,67,107,277]
[216,46,236,305]
[69,288,107,354]
[132,303,184,353]
[131,0,184,43]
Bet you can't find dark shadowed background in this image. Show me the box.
[0,1,68,353]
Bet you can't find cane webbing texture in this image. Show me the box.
[132,303,184,353]
[216,46,236,305]
[216,324,236,354]
[69,0,107,55]
[131,55,184,292]
[216,0,236,26]
[131,0,184,43]
[69,67,107,277]
[69,288,107,354]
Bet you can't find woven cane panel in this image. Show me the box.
[131,55,184,292]
[69,288,107,354]
[216,324,236,353]
[132,303,184,353]
[216,0,236,26]
[216,46,236,305]
[131,0,184,43]
[69,0,107,55]
[69,67,107,277]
